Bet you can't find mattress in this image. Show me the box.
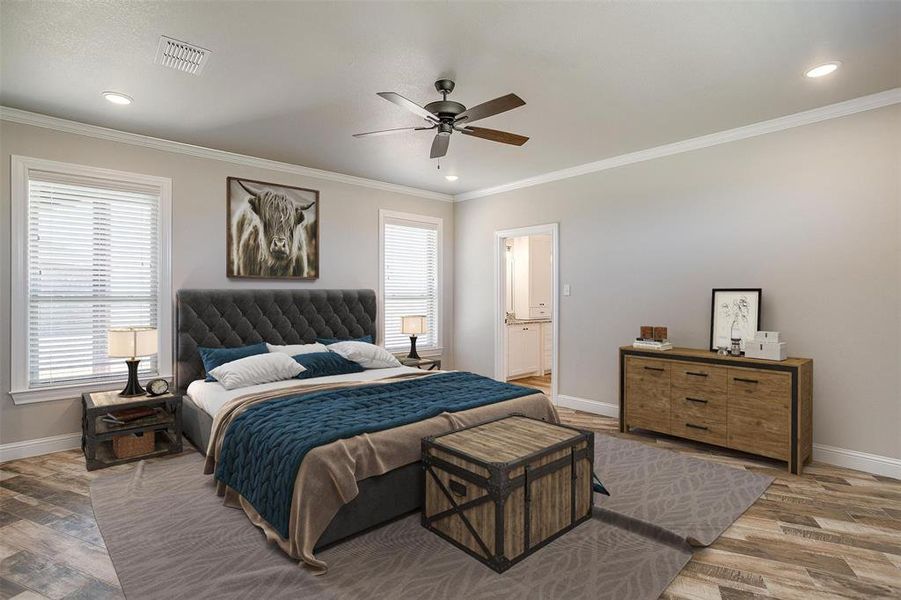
[186,365,424,417]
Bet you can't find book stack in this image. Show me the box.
[632,339,673,351]
[633,324,672,350]
[101,406,157,426]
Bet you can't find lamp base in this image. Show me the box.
[119,359,146,397]
[407,335,421,360]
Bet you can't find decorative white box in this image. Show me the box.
[744,340,787,361]
[754,331,781,342]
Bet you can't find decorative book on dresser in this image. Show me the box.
[619,346,813,474]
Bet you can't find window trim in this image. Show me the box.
[378,209,443,353]
[10,156,172,405]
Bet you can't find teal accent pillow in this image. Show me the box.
[293,352,365,379]
[316,335,374,346]
[198,343,268,382]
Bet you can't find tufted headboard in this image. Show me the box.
[175,289,377,394]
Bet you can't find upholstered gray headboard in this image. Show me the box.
[175,289,377,394]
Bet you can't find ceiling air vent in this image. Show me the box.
[154,36,210,75]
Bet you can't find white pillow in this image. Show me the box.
[208,353,305,390]
[327,341,402,369]
[266,342,328,356]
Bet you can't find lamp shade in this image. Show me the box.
[108,327,158,358]
[401,315,427,336]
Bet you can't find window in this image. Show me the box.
[380,210,442,352]
[11,156,171,404]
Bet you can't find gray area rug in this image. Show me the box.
[91,435,772,600]
[594,435,774,546]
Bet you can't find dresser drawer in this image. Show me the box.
[727,394,789,460]
[626,396,670,434]
[625,357,671,387]
[727,368,791,407]
[625,357,670,433]
[671,390,726,424]
[671,362,727,393]
[671,417,727,446]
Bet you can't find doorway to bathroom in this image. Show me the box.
[494,223,558,401]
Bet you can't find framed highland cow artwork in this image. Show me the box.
[227,177,319,279]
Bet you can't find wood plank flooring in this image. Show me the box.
[510,373,552,395]
[1,409,899,599]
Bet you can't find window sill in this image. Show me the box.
[9,374,172,405]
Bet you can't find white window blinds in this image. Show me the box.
[382,216,440,351]
[25,171,161,388]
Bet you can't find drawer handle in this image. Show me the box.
[686,371,708,377]
[644,366,665,372]
[685,423,709,431]
[686,397,708,404]
[733,377,759,384]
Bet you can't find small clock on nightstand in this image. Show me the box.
[146,378,170,396]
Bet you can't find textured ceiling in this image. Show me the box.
[1,1,899,194]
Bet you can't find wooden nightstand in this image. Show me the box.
[400,357,442,370]
[81,390,183,471]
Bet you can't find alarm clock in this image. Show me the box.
[146,378,170,397]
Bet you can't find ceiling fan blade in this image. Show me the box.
[455,93,525,124]
[430,134,450,159]
[377,92,438,122]
[459,126,529,146]
[352,125,434,138]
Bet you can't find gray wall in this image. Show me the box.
[454,104,901,460]
[0,120,454,445]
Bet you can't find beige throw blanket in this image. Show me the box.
[203,371,559,572]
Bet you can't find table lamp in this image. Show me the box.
[401,316,427,360]
[108,327,158,397]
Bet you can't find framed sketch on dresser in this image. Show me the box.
[709,288,761,351]
[227,177,319,280]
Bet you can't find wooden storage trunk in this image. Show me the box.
[112,431,155,459]
[422,415,594,573]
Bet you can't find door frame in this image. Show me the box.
[494,223,559,402]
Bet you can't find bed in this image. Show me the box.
[176,289,557,571]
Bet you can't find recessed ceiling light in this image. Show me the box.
[444,175,459,182]
[102,91,133,105]
[805,62,841,78]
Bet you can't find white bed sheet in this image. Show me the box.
[186,365,425,417]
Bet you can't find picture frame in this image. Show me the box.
[226,177,319,279]
[709,288,762,352]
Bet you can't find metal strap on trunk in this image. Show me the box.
[523,465,531,553]
[570,447,577,525]
[425,465,494,560]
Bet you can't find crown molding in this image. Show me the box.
[0,106,454,203]
[455,88,901,202]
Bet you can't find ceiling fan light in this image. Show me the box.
[805,62,840,78]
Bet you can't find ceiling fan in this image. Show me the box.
[353,79,528,159]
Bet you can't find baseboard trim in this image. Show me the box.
[556,394,619,418]
[813,443,901,480]
[0,432,81,463]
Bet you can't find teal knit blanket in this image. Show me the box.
[214,372,537,538]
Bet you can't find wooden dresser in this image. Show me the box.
[619,346,813,474]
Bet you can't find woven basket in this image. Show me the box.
[112,431,155,459]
